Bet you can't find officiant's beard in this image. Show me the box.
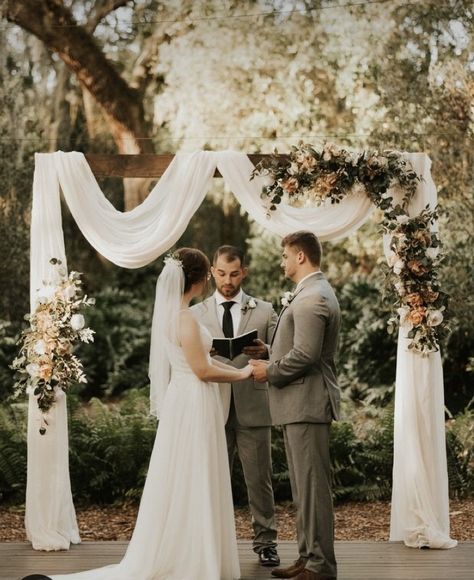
[217,282,241,299]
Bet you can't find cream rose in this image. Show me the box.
[396,214,409,224]
[62,284,76,300]
[393,259,405,276]
[33,340,47,356]
[70,314,85,331]
[427,309,443,327]
[426,247,440,260]
[26,363,40,378]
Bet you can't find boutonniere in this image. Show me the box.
[241,298,257,314]
[281,291,295,307]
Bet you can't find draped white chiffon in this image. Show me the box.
[50,325,240,580]
[28,149,456,553]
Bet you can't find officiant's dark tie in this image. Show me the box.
[222,301,235,338]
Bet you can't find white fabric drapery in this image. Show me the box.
[28,150,455,551]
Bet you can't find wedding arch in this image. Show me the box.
[25,149,456,552]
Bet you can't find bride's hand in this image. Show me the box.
[239,364,253,381]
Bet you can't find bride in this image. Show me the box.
[42,248,252,580]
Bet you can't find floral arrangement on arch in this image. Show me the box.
[11,258,95,432]
[252,143,447,355]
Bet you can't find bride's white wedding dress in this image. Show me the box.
[50,324,240,580]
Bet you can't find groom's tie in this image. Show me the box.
[222,301,235,338]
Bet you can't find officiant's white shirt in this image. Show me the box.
[215,289,243,333]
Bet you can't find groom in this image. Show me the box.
[191,245,280,567]
[251,231,340,580]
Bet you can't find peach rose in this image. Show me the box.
[408,260,428,276]
[405,293,424,308]
[36,312,53,332]
[38,363,53,381]
[281,176,299,193]
[407,307,426,326]
[301,154,317,172]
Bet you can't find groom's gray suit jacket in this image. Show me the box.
[267,272,341,425]
[192,293,277,427]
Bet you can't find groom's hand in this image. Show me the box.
[243,339,267,359]
[249,359,269,383]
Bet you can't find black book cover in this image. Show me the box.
[212,329,258,360]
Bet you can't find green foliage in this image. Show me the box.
[0,403,27,503]
[68,390,157,503]
[338,278,397,405]
[446,405,474,498]
[0,320,18,402]
[245,224,291,307]
[77,287,154,399]
[0,393,472,506]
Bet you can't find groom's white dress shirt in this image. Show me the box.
[295,270,322,290]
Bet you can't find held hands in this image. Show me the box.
[242,338,268,359]
[238,361,269,382]
[249,359,269,383]
[240,364,254,380]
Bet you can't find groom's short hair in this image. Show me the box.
[213,245,246,267]
[282,231,322,266]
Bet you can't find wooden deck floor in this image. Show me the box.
[1,540,472,580]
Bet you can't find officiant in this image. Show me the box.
[191,245,280,568]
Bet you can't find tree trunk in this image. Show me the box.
[5,0,154,208]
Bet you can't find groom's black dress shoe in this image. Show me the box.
[21,576,52,580]
[259,546,280,567]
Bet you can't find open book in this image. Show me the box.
[212,329,258,360]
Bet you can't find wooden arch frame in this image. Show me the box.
[85,153,286,178]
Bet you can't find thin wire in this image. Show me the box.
[0,132,468,142]
[1,0,426,30]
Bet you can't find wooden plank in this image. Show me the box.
[1,541,473,580]
[84,153,287,178]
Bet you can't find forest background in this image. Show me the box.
[0,0,472,507]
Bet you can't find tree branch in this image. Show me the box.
[5,0,153,154]
[86,0,130,33]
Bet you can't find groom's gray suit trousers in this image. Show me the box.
[283,422,337,578]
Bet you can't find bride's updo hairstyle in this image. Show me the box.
[175,247,210,294]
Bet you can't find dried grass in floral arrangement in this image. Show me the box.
[11,258,95,432]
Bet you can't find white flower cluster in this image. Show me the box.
[281,291,295,307]
[242,297,257,313]
[11,260,95,428]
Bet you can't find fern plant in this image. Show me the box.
[0,403,27,502]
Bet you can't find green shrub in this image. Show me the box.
[0,393,471,506]
[337,279,397,406]
[77,287,154,399]
[0,403,27,503]
[68,390,157,503]
[446,405,474,498]
[0,320,19,402]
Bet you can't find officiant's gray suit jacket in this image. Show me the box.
[191,293,277,427]
[267,272,341,425]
